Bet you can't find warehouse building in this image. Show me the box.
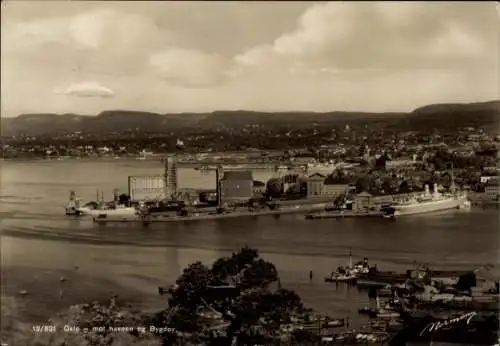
[219,170,254,205]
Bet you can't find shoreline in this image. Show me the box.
[1,266,161,325]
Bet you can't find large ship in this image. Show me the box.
[383,183,470,217]
[65,191,138,218]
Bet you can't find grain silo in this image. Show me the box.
[164,155,178,199]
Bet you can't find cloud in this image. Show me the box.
[233,2,496,73]
[58,82,115,98]
[3,8,177,76]
[1,2,497,117]
[149,49,230,88]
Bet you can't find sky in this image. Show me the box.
[1,1,498,117]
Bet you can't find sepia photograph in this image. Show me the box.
[1,1,499,345]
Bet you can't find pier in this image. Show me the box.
[93,202,328,224]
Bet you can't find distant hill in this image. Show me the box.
[1,101,498,137]
[407,101,499,131]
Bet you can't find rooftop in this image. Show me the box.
[221,170,253,181]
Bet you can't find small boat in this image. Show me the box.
[324,319,345,328]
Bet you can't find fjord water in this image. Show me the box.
[1,159,499,319]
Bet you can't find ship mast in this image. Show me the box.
[349,248,353,268]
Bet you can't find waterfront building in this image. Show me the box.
[220,171,253,205]
[306,173,349,198]
[353,191,375,212]
[322,182,349,197]
[306,173,325,197]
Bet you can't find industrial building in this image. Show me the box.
[219,170,254,205]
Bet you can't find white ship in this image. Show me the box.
[65,191,138,218]
[391,183,469,217]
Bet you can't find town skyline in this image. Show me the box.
[1,1,498,118]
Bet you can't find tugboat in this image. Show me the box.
[324,250,371,283]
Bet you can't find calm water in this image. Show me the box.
[1,159,499,320]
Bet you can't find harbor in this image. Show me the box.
[2,158,498,345]
[63,154,475,225]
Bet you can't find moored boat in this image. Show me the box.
[324,251,371,283]
[390,181,469,217]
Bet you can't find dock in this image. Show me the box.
[305,211,382,219]
[93,203,328,224]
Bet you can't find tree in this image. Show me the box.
[381,177,398,194]
[375,154,389,170]
[354,176,370,193]
[291,329,321,345]
[240,258,278,289]
[170,262,212,310]
[266,178,283,198]
[399,180,411,194]
[441,173,452,189]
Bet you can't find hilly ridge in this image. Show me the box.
[2,101,498,137]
